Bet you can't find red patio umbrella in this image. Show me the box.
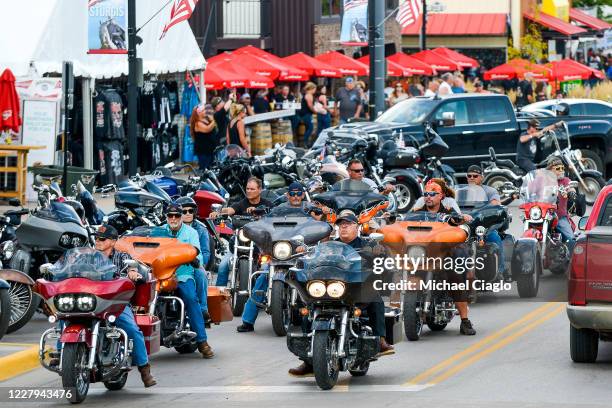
[232,46,309,81]
[432,47,479,69]
[206,60,275,89]
[484,59,550,81]
[387,53,436,76]
[557,59,605,80]
[411,50,460,72]
[282,52,341,78]
[356,56,411,77]
[315,51,369,76]
[0,69,21,133]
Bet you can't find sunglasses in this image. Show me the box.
[182,209,195,215]
[553,165,565,171]
[166,213,181,219]
[467,174,481,179]
[350,168,365,173]
[288,191,304,197]
[96,237,108,242]
[423,191,440,197]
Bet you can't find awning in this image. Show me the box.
[402,13,507,36]
[569,8,612,31]
[315,51,369,76]
[282,52,341,78]
[484,59,550,81]
[387,53,436,76]
[410,50,459,72]
[523,11,587,36]
[548,59,605,81]
[226,52,309,81]
[206,60,275,89]
[432,47,479,69]
[356,56,411,77]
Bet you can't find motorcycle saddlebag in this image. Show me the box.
[135,314,161,355]
[207,286,233,323]
[131,279,156,308]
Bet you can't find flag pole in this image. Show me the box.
[127,0,138,175]
[368,0,386,120]
[420,0,427,51]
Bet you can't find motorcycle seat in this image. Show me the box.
[495,158,519,169]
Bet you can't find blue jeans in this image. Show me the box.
[177,279,207,342]
[316,113,331,137]
[300,113,313,147]
[195,268,208,313]
[215,252,232,286]
[242,268,269,325]
[485,230,505,274]
[557,216,575,252]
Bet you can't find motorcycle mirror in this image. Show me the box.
[123,259,139,269]
[8,198,21,207]
[569,181,579,189]
[211,204,223,213]
[291,234,305,247]
[369,232,384,242]
[164,162,175,169]
[383,177,396,184]
[39,263,53,275]
[440,112,455,127]
[578,216,588,231]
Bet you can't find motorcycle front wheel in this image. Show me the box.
[0,288,10,340]
[577,175,604,206]
[270,280,290,337]
[312,330,340,390]
[231,258,250,317]
[403,291,423,341]
[61,343,90,404]
[6,281,38,334]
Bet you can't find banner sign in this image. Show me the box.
[340,0,368,46]
[88,0,128,54]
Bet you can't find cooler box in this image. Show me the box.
[207,286,233,324]
[135,314,161,355]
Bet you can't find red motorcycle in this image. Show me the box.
[36,248,145,403]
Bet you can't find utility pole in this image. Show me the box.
[368,0,385,120]
[420,0,427,51]
[127,0,138,176]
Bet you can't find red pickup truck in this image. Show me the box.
[567,183,612,362]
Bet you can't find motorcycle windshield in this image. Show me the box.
[456,185,489,208]
[124,226,172,238]
[314,189,387,214]
[520,169,559,204]
[37,201,83,225]
[402,211,450,223]
[216,144,247,162]
[332,179,373,192]
[144,180,172,202]
[300,241,363,283]
[47,248,117,282]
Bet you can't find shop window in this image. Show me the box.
[321,0,341,18]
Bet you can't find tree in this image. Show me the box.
[573,0,612,21]
[508,23,547,63]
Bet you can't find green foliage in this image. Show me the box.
[508,24,547,63]
[573,0,612,21]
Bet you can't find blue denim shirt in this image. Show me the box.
[163,223,202,282]
[189,220,211,267]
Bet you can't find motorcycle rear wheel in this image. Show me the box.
[271,280,289,337]
[312,331,340,390]
[103,372,128,391]
[426,317,447,332]
[61,343,90,404]
[394,181,416,213]
[403,291,423,341]
[231,258,250,317]
[6,281,38,334]
[0,288,10,341]
[174,340,198,354]
[349,361,370,377]
[484,174,513,193]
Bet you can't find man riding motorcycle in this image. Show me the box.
[411,179,476,335]
[465,165,510,281]
[177,196,212,325]
[50,224,157,387]
[332,159,394,194]
[288,210,395,377]
[547,157,576,252]
[210,177,273,286]
[163,203,214,358]
[516,119,564,173]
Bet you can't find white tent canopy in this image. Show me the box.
[1,0,205,78]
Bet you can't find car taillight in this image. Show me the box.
[568,240,587,306]
[570,242,586,280]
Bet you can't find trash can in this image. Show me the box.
[28,165,99,193]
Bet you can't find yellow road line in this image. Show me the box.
[404,301,558,385]
[0,345,40,382]
[0,342,37,347]
[428,303,565,384]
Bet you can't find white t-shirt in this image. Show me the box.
[439,81,453,95]
[424,89,436,97]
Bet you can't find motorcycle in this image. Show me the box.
[243,205,332,336]
[483,122,604,205]
[379,211,469,340]
[516,169,573,282]
[0,278,9,340]
[37,248,139,403]
[213,145,265,202]
[285,238,392,390]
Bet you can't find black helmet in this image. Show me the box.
[176,196,197,209]
[554,103,570,116]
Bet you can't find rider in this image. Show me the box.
[177,196,212,325]
[288,210,395,377]
[465,165,509,281]
[516,119,563,173]
[411,179,476,336]
[236,182,310,332]
[163,203,214,359]
[51,224,157,387]
[333,159,394,194]
[210,177,273,286]
[547,157,576,252]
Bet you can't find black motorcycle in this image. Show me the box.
[213,145,265,202]
[0,278,9,340]
[243,205,332,336]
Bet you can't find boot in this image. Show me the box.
[288,361,314,377]
[236,322,254,332]
[460,318,476,335]
[138,364,157,387]
[203,311,212,328]
[377,337,395,357]
[197,341,214,359]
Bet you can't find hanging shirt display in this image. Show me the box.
[180,82,199,119]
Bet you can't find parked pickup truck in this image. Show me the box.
[567,183,612,363]
[314,94,612,176]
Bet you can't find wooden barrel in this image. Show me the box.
[271,119,294,146]
[250,123,272,156]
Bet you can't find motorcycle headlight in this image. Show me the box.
[71,236,83,248]
[75,295,96,312]
[475,226,487,237]
[238,229,250,243]
[459,224,471,238]
[273,241,292,260]
[59,233,71,247]
[326,281,346,298]
[529,206,542,221]
[407,245,426,259]
[2,240,14,260]
[55,295,75,312]
[573,150,582,161]
[307,280,326,298]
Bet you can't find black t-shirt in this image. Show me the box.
[253,97,270,114]
[230,197,273,216]
[214,109,229,145]
[273,94,295,110]
[516,80,533,107]
[516,132,538,162]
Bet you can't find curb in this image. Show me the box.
[0,345,39,382]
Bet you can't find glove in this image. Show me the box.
[191,258,201,268]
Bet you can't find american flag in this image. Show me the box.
[88,0,104,7]
[396,0,422,28]
[343,0,367,11]
[160,0,200,39]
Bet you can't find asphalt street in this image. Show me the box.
[0,202,610,408]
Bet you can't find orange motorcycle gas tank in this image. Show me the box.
[115,236,198,282]
[380,221,468,247]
